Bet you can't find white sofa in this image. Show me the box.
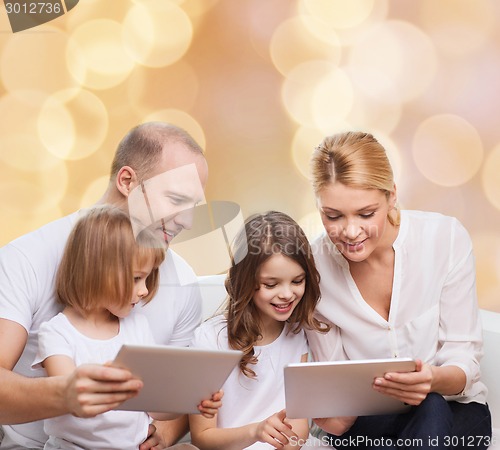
[197,275,500,448]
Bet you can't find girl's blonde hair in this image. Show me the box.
[225,211,329,379]
[311,131,400,226]
[56,205,165,316]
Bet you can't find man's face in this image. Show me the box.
[128,142,208,246]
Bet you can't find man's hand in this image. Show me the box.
[64,364,143,418]
[140,423,163,450]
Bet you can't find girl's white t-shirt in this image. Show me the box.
[191,315,308,449]
[33,312,154,450]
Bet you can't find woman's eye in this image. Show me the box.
[263,283,277,289]
[360,212,375,219]
[292,278,305,285]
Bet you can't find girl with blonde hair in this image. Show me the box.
[33,205,219,450]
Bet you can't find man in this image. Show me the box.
[0,122,208,449]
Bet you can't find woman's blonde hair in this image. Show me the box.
[56,205,165,316]
[224,211,329,379]
[311,131,400,226]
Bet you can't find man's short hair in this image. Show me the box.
[110,122,204,181]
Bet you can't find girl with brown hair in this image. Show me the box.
[189,211,336,450]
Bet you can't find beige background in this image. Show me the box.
[0,0,498,312]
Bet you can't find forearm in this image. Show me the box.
[430,364,466,396]
[0,368,67,424]
[191,423,258,450]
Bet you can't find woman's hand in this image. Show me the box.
[252,409,297,448]
[372,359,432,405]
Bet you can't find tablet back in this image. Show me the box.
[113,344,242,414]
[285,358,416,419]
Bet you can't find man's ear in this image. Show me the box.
[115,166,138,198]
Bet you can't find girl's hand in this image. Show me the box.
[313,416,357,436]
[197,389,224,419]
[252,409,297,448]
[372,359,433,405]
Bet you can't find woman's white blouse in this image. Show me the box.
[307,210,487,405]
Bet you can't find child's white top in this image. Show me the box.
[33,312,154,450]
[191,314,308,450]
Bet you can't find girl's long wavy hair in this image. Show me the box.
[224,211,329,378]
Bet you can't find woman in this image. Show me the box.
[306,131,492,449]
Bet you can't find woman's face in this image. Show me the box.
[316,181,396,262]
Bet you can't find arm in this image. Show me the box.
[374,219,479,404]
[189,409,305,450]
[0,319,70,424]
[0,319,144,424]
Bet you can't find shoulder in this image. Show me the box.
[192,315,228,349]
[160,248,198,285]
[38,313,72,339]
[0,213,78,265]
[402,210,469,240]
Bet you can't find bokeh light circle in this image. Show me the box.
[270,16,341,77]
[481,143,500,211]
[127,62,199,115]
[142,109,206,151]
[38,89,109,161]
[80,175,110,209]
[0,91,62,172]
[412,114,483,187]
[123,0,193,68]
[311,68,354,132]
[66,19,136,90]
[472,232,500,311]
[0,26,79,97]
[282,61,353,128]
[299,0,375,29]
[0,162,68,214]
[292,126,325,179]
[419,0,495,57]
[348,20,437,102]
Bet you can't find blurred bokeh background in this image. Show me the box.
[0,0,499,311]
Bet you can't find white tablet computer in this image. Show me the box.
[285,358,416,419]
[113,344,242,414]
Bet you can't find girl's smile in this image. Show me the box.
[253,253,306,328]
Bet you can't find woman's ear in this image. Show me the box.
[389,184,398,210]
[115,166,138,197]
